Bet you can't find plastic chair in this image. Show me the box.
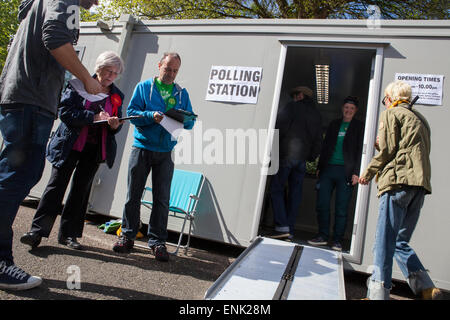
[141,169,204,255]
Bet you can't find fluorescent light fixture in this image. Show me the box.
[315,64,329,104]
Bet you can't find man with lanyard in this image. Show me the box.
[113,52,196,262]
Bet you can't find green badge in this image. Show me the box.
[167,96,176,110]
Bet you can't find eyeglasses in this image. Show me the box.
[382,96,389,106]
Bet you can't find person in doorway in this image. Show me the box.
[112,52,196,262]
[0,0,101,291]
[269,86,322,241]
[308,96,364,251]
[359,80,442,300]
[20,51,125,251]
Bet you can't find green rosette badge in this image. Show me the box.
[166,96,177,111]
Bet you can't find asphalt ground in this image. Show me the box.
[1,203,448,306]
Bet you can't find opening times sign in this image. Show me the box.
[395,73,444,106]
[206,66,262,104]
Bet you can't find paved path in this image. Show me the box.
[2,204,448,301]
[1,205,234,300]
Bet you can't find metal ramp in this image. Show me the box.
[205,237,346,300]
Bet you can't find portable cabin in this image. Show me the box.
[25,18,450,290]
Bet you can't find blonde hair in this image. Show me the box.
[385,80,412,102]
[95,51,124,74]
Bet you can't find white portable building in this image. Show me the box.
[25,18,450,290]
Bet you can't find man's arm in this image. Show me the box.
[50,43,102,95]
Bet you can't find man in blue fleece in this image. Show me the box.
[0,0,101,291]
[113,52,196,262]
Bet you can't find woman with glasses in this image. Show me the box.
[20,51,125,250]
[359,80,442,300]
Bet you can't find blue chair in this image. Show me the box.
[141,169,204,255]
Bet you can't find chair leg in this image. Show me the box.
[170,213,189,256]
[184,215,193,253]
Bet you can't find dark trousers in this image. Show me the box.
[269,159,306,234]
[315,165,353,242]
[30,144,99,239]
[121,147,174,246]
[0,104,54,263]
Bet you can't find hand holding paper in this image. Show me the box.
[107,117,123,130]
[153,111,164,123]
[69,78,108,102]
[94,111,110,122]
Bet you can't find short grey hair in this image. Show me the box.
[95,51,124,74]
[160,52,181,64]
[385,80,412,102]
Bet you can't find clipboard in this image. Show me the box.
[164,108,197,123]
[92,115,144,124]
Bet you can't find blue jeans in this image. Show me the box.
[368,186,435,299]
[121,147,174,247]
[316,165,353,242]
[0,104,54,263]
[269,159,306,234]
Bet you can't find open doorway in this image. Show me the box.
[259,45,376,253]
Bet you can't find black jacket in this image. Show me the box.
[46,80,124,169]
[276,97,322,162]
[318,117,364,183]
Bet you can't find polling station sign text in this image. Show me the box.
[206,66,262,104]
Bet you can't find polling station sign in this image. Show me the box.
[206,66,262,104]
[395,73,444,105]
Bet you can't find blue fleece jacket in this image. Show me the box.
[127,77,196,152]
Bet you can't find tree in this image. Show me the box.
[88,0,449,20]
[1,0,448,69]
[0,1,96,71]
[0,0,21,70]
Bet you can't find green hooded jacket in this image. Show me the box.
[361,103,432,197]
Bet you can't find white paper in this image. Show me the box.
[160,115,184,139]
[205,66,262,104]
[69,78,108,102]
[395,73,444,106]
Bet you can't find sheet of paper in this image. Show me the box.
[69,78,108,102]
[160,115,184,139]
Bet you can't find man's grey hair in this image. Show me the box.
[160,52,181,64]
[95,51,125,74]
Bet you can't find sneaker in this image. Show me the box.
[267,231,290,240]
[113,236,134,253]
[331,242,342,251]
[422,287,443,300]
[0,261,42,291]
[20,232,42,249]
[308,236,327,246]
[150,244,170,262]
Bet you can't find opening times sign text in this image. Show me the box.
[206,66,262,104]
[395,73,444,106]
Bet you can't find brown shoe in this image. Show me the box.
[422,287,443,300]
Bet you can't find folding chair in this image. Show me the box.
[141,169,204,255]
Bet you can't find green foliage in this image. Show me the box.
[0,0,21,71]
[0,0,448,69]
[92,0,449,20]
